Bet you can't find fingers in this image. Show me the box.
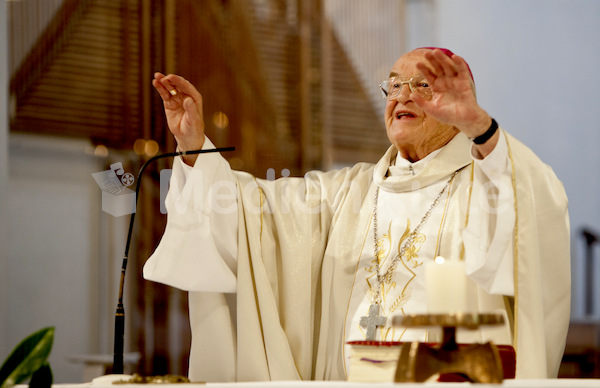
[152,73,204,117]
[152,73,203,106]
[182,96,201,125]
[450,55,472,81]
[152,73,173,102]
[428,50,459,78]
[417,50,470,82]
[154,72,177,95]
[163,74,201,100]
[416,61,437,83]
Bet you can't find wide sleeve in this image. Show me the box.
[232,163,374,381]
[509,133,570,378]
[143,137,239,293]
[462,129,516,296]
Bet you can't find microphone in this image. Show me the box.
[112,146,235,374]
[581,228,599,316]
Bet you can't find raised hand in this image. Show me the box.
[412,49,491,139]
[152,73,205,153]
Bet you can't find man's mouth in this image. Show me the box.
[395,111,416,119]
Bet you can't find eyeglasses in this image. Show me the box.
[379,77,433,100]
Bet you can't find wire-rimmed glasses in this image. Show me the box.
[379,77,433,100]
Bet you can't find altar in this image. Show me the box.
[20,379,600,388]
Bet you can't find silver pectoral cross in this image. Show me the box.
[360,303,387,340]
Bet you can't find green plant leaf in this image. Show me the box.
[28,362,52,388]
[0,327,54,388]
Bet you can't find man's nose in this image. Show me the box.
[395,83,412,101]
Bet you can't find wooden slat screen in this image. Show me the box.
[9,0,145,148]
[8,0,402,378]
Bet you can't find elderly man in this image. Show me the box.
[144,48,570,381]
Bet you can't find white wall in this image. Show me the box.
[6,134,107,383]
[5,133,136,383]
[1,0,10,361]
[406,0,600,318]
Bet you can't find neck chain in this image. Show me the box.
[360,169,460,340]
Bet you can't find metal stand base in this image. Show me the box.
[392,313,505,384]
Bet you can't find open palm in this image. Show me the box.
[413,50,489,137]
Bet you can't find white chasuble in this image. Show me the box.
[144,130,570,381]
[343,148,512,374]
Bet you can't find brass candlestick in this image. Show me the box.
[392,313,505,384]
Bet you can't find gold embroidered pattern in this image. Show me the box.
[399,220,425,270]
[363,218,426,341]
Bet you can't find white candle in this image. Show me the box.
[425,256,467,314]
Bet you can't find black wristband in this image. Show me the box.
[471,118,498,145]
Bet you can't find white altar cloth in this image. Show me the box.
[20,379,600,388]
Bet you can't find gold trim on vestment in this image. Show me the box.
[344,171,461,348]
[248,180,269,369]
[460,162,475,261]
[434,168,462,257]
[342,204,376,378]
[257,184,264,241]
[506,134,519,353]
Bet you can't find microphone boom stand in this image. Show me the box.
[112,146,235,374]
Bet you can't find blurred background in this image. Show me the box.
[1,0,600,382]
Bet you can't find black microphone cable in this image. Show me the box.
[112,146,235,374]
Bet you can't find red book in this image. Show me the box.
[347,341,516,382]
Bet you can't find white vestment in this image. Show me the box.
[144,129,570,381]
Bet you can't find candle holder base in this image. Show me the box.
[392,313,505,384]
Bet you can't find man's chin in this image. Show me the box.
[387,125,418,142]
[387,134,411,151]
